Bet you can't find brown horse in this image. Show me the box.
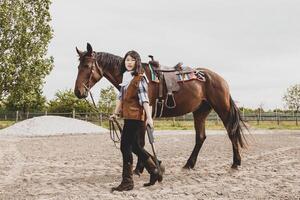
[74,43,247,171]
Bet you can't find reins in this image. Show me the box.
[84,91,122,149]
[82,54,122,148]
[109,116,122,148]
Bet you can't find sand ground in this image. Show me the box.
[0,130,299,200]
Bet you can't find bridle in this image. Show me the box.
[82,53,103,95]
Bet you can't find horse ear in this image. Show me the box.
[86,43,93,56]
[76,47,83,57]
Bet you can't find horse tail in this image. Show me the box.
[227,95,248,148]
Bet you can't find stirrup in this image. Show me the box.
[165,93,176,109]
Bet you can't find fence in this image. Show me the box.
[0,110,299,125]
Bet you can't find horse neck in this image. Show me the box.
[96,53,122,90]
[103,67,122,90]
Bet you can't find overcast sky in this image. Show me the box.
[45,0,300,110]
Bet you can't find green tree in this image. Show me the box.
[238,107,255,114]
[0,0,53,112]
[47,89,93,113]
[283,84,300,125]
[98,85,117,114]
[5,90,46,112]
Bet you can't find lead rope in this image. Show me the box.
[109,117,122,148]
[83,89,122,149]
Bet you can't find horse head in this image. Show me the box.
[74,43,104,99]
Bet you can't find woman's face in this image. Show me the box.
[125,55,136,71]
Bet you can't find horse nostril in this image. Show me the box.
[74,89,83,98]
[74,90,79,97]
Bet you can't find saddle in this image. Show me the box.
[148,55,201,118]
[149,55,191,72]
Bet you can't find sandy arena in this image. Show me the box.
[0,130,299,199]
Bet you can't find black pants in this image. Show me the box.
[121,119,150,165]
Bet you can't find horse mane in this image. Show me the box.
[96,52,123,70]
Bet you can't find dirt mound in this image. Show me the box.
[0,116,108,137]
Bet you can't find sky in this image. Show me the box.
[44,0,300,110]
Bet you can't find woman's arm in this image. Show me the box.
[111,87,123,119]
[138,76,153,127]
[114,100,122,115]
[143,102,153,128]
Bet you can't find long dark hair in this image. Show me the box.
[120,50,143,75]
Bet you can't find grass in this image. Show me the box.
[0,119,299,131]
[0,121,15,129]
[247,121,300,130]
[97,119,300,130]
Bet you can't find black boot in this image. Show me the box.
[111,163,134,192]
[151,156,165,182]
[143,157,164,187]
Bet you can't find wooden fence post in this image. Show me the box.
[72,109,75,118]
[99,113,102,126]
[16,111,19,122]
[276,109,279,125]
[296,111,298,126]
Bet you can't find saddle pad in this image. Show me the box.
[148,64,156,81]
[177,71,197,81]
[195,70,206,82]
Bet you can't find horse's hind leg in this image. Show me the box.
[219,111,241,169]
[183,101,212,169]
[211,98,243,169]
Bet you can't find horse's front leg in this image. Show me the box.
[183,102,211,169]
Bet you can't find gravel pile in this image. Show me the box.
[0,116,109,137]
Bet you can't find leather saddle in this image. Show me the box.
[148,55,192,72]
[148,55,195,117]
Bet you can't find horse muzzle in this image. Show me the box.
[74,88,88,99]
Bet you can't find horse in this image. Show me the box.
[74,43,248,172]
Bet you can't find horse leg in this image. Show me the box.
[211,96,245,169]
[183,101,212,169]
[229,136,241,169]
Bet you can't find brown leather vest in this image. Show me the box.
[121,74,145,121]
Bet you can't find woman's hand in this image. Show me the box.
[110,100,121,120]
[146,117,154,128]
[109,113,117,120]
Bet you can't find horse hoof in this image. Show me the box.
[231,164,239,169]
[182,165,193,170]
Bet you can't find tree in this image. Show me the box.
[98,85,117,115]
[283,84,300,125]
[47,89,93,113]
[0,0,53,112]
[4,90,46,112]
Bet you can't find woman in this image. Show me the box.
[111,50,164,192]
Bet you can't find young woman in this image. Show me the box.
[111,50,163,192]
